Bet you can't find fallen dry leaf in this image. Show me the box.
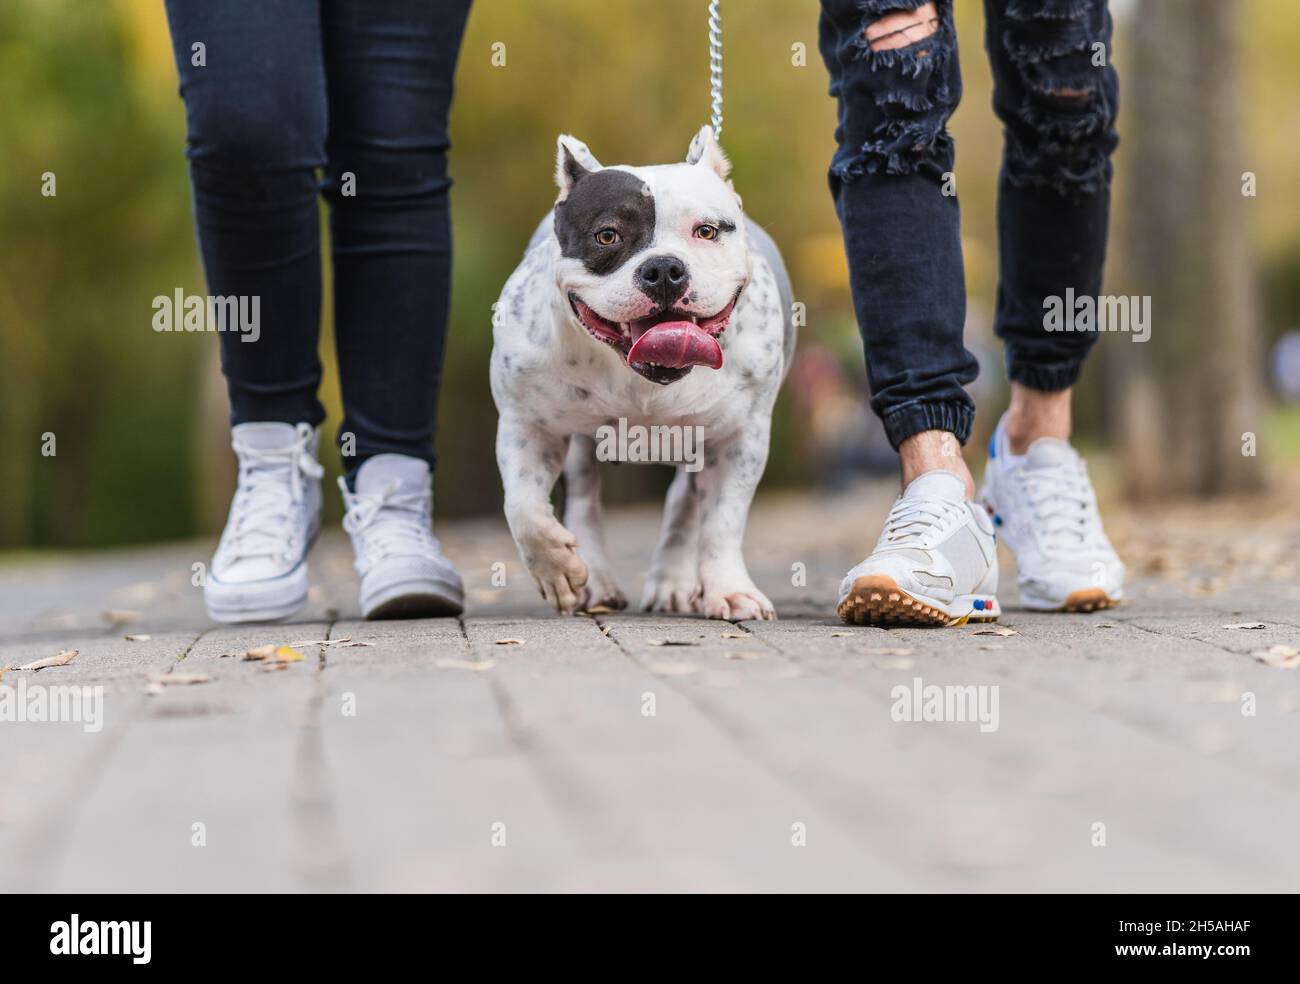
[1223,622,1267,630]
[720,632,748,639]
[864,647,914,657]
[722,651,762,661]
[288,637,372,649]
[243,644,304,663]
[1252,645,1300,669]
[436,658,495,672]
[124,634,151,642]
[830,632,854,638]
[15,649,79,671]
[647,639,699,647]
[978,644,1004,651]
[973,626,1017,637]
[494,638,525,646]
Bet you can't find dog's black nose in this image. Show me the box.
[634,254,690,307]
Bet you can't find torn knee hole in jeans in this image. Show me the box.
[863,1,940,55]
[1001,0,1116,194]
[845,2,956,176]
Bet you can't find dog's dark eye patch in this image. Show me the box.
[555,169,654,276]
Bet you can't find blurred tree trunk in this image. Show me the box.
[1115,0,1263,498]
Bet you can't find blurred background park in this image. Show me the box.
[2,0,1299,552]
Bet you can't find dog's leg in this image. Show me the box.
[562,435,626,611]
[694,420,776,621]
[640,465,703,613]
[496,415,588,614]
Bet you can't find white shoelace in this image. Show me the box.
[881,496,964,550]
[224,423,323,563]
[1017,460,1093,550]
[340,477,439,567]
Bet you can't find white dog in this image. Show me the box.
[490,127,794,620]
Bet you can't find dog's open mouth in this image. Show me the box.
[569,290,740,385]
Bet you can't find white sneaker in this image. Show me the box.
[978,417,1124,612]
[205,422,323,623]
[837,470,1000,626]
[340,454,464,619]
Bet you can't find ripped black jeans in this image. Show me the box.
[819,0,1119,448]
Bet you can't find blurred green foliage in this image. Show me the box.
[2,0,1298,549]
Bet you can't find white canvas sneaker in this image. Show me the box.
[837,470,1000,627]
[340,454,464,619]
[205,422,323,623]
[978,417,1124,612]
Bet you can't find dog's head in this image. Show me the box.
[552,126,750,385]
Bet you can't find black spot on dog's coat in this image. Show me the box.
[554,167,654,276]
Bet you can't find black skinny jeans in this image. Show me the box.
[163,0,472,472]
[819,0,1119,448]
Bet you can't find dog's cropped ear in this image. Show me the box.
[685,124,731,180]
[555,135,603,201]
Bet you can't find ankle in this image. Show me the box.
[898,430,975,498]
[1004,384,1072,454]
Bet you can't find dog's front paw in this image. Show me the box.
[640,569,701,614]
[577,568,627,613]
[518,518,589,614]
[698,576,775,622]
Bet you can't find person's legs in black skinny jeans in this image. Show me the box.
[322,0,471,475]
[164,0,329,429]
[162,0,471,473]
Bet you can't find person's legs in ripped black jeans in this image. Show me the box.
[164,0,471,474]
[164,0,472,624]
[820,0,1126,627]
[984,0,1119,392]
[818,0,977,454]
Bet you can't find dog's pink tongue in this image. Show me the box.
[626,321,723,370]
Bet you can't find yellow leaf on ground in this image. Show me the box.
[243,645,303,662]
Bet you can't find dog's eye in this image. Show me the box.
[594,228,621,246]
[695,224,720,241]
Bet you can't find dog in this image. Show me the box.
[490,126,795,620]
